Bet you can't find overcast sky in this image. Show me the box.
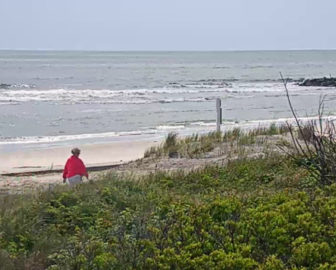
[1,0,335,51]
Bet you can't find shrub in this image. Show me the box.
[280,73,336,186]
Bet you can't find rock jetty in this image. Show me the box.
[299,77,336,87]
[0,83,11,89]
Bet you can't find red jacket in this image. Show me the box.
[63,155,88,179]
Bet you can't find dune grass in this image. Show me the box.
[0,151,334,269]
[144,123,289,159]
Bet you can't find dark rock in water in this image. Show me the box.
[284,78,303,83]
[299,77,336,87]
[0,83,11,89]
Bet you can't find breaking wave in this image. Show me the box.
[0,81,329,105]
[0,83,35,89]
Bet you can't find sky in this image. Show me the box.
[0,0,335,51]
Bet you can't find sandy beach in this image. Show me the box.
[0,139,160,174]
[0,139,161,193]
[0,131,282,194]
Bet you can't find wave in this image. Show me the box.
[0,101,19,105]
[0,124,190,145]
[0,90,212,104]
[243,64,275,69]
[0,87,228,105]
[156,125,185,130]
[3,116,336,145]
[0,83,35,89]
[0,129,158,145]
[169,79,237,89]
[0,81,332,105]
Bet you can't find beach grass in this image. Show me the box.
[144,123,289,159]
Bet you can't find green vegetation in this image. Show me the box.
[1,151,336,269]
[2,123,336,269]
[144,123,289,159]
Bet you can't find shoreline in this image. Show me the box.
[0,138,161,175]
[2,115,336,149]
[0,115,329,175]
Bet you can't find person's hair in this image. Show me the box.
[71,148,81,155]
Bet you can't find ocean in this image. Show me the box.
[1,50,336,150]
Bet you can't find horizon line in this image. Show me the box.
[0,48,336,53]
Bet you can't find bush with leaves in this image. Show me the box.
[1,155,336,269]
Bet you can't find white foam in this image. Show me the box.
[0,129,159,145]
[1,82,329,105]
[156,125,185,130]
[190,121,216,127]
[2,115,336,146]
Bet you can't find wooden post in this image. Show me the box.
[216,98,222,133]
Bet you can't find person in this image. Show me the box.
[63,148,88,185]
